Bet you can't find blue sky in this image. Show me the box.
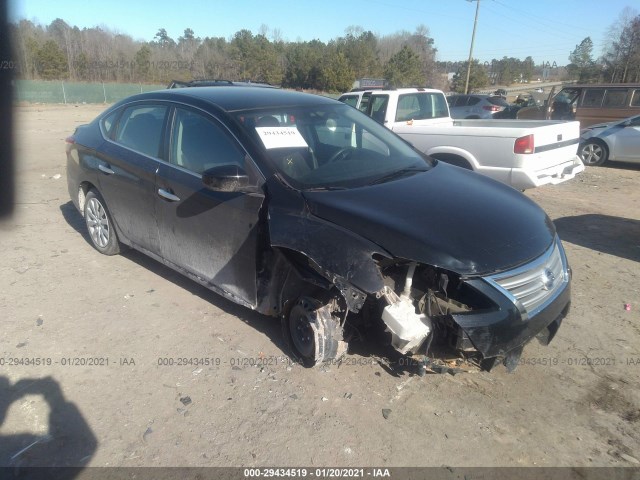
[9,0,640,65]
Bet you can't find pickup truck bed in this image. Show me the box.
[339,88,585,190]
[394,119,585,190]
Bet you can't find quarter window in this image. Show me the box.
[100,110,119,138]
[171,109,246,175]
[115,105,167,158]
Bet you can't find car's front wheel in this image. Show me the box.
[284,296,346,367]
[84,189,121,255]
[579,139,609,166]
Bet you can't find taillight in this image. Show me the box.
[514,134,534,154]
[65,136,75,144]
[482,105,501,112]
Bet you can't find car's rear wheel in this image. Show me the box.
[284,296,346,367]
[84,190,121,255]
[579,139,608,166]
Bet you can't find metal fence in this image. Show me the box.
[14,80,166,104]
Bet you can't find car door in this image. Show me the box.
[614,116,640,161]
[155,106,265,307]
[97,103,167,253]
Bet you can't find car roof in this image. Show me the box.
[345,87,443,95]
[118,87,338,113]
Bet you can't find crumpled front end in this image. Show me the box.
[371,236,571,370]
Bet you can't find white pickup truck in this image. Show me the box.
[338,88,585,190]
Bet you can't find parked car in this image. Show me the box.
[493,92,547,119]
[446,94,510,119]
[578,114,640,166]
[517,83,640,128]
[66,86,571,371]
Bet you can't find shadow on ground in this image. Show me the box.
[60,201,287,357]
[0,376,96,477]
[554,214,640,262]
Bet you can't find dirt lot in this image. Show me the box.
[1,104,640,469]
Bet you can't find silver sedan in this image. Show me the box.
[579,114,640,166]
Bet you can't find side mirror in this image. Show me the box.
[202,165,250,192]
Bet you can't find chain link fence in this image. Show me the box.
[14,80,166,104]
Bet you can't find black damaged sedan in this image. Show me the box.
[66,86,571,370]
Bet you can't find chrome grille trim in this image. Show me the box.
[484,237,569,320]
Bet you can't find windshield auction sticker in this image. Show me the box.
[256,127,309,149]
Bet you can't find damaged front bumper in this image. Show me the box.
[378,236,571,369]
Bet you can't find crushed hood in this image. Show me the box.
[302,163,555,276]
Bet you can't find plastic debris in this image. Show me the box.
[52,174,61,180]
[179,396,192,406]
[321,396,328,402]
[36,317,43,326]
[142,427,152,442]
[382,408,392,419]
[624,303,631,311]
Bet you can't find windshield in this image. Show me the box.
[234,103,431,190]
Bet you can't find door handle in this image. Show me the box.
[98,164,115,175]
[157,188,180,202]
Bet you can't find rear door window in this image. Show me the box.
[115,105,167,158]
[396,92,449,121]
[581,89,605,108]
[602,89,628,107]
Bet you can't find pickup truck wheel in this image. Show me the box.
[285,296,345,367]
[579,139,608,166]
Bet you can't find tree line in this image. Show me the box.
[8,7,640,93]
[567,8,640,83]
[9,20,442,92]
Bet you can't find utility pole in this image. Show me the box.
[464,0,480,94]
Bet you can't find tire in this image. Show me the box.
[284,296,346,367]
[579,139,609,166]
[83,189,121,255]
